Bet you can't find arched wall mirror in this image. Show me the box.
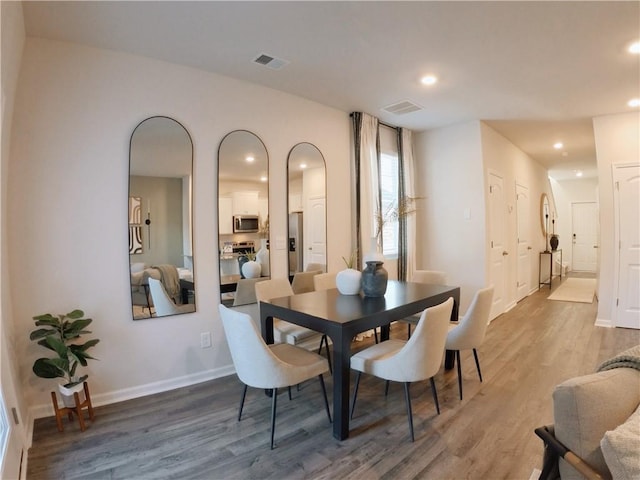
[287,143,327,275]
[218,130,270,306]
[540,193,550,237]
[129,116,195,320]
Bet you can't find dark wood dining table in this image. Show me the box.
[260,280,460,440]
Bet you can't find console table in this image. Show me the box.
[539,249,562,289]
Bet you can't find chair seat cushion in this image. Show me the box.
[269,343,329,386]
[350,339,406,378]
[274,320,318,344]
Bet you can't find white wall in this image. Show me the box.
[414,121,552,316]
[593,111,640,326]
[549,177,598,270]
[414,121,486,312]
[8,38,352,423]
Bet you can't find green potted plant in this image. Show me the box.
[30,309,99,407]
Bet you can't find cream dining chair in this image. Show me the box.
[402,270,447,339]
[291,270,322,294]
[350,297,454,442]
[312,272,337,291]
[445,285,494,400]
[255,278,332,372]
[219,305,331,449]
[147,278,195,316]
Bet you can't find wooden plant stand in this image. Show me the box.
[51,381,95,432]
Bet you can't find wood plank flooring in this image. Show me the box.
[27,276,640,479]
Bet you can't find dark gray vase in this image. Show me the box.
[361,261,388,297]
[550,235,559,251]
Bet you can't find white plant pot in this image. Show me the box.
[58,382,85,408]
[241,260,261,279]
[336,268,362,295]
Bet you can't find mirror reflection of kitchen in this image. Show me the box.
[287,143,327,275]
[129,116,196,319]
[218,130,269,306]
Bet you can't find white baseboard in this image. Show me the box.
[26,365,235,446]
[595,317,613,328]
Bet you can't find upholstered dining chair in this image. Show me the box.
[147,278,195,316]
[402,270,448,339]
[218,305,331,449]
[350,297,454,442]
[255,278,332,372]
[445,285,494,400]
[291,270,322,294]
[232,277,267,307]
[305,262,326,273]
[313,272,337,291]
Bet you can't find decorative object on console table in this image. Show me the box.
[256,238,270,277]
[336,250,361,295]
[361,260,388,297]
[550,219,559,251]
[29,309,98,432]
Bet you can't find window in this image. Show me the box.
[379,152,399,257]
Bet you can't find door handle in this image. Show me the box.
[527,246,532,250]
[593,245,599,248]
[502,251,509,256]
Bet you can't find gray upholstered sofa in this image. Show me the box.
[537,345,640,480]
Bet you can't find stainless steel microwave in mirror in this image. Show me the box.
[233,215,259,233]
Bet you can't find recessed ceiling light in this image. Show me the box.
[553,142,563,150]
[628,98,640,108]
[246,156,255,163]
[628,41,640,54]
[420,75,438,86]
[575,171,583,177]
[260,176,267,182]
[300,163,307,169]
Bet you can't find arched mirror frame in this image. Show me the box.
[217,130,270,306]
[540,193,550,237]
[286,142,327,276]
[128,115,195,320]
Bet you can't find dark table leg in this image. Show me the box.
[331,331,352,440]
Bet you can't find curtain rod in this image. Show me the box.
[349,112,400,131]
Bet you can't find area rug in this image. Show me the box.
[547,278,596,303]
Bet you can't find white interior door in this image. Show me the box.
[614,165,640,329]
[305,196,326,268]
[488,172,506,320]
[516,183,530,301]
[572,202,598,272]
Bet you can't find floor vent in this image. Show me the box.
[253,53,289,70]
[382,100,423,115]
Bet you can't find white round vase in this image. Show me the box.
[336,268,362,295]
[241,260,261,279]
[58,382,85,408]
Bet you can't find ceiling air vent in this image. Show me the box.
[253,53,289,70]
[382,100,423,115]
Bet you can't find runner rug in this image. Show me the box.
[547,277,596,303]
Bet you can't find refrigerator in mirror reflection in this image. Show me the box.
[288,212,303,274]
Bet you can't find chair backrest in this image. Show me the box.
[376,297,454,382]
[412,270,447,285]
[233,277,268,306]
[291,270,321,294]
[446,286,494,350]
[218,305,288,389]
[255,278,294,303]
[313,272,337,291]
[305,263,325,273]
[148,278,180,316]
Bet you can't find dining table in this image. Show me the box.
[260,280,460,440]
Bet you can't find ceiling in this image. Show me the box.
[22,1,640,180]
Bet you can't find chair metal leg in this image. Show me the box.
[373,328,379,344]
[430,377,440,415]
[456,350,463,400]
[403,382,415,442]
[270,387,278,450]
[319,335,332,373]
[407,323,411,339]
[350,372,362,419]
[288,386,292,401]
[473,348,483,382]
[384,380,390,397]
[238,384,248,421]
[318,374,332,423]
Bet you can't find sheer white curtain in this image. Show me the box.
[399,128,417,281]
[353,113,380,267]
